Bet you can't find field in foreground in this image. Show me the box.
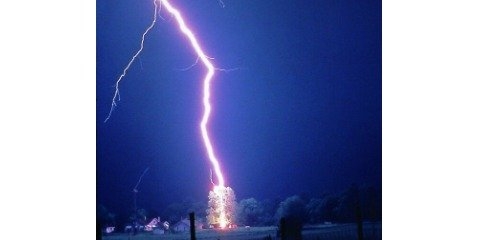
[102,222,381,240]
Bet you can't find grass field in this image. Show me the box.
[302,222,381,240]
[102,226,276,240]
[102,222,381,240]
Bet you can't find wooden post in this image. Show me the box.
[355,191,364,240]
[279,217,285,240]
[189,212,196,240]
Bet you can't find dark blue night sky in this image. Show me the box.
[97,0,381,216]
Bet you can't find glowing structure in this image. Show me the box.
[207,186,236,228]
[104,0,234,229]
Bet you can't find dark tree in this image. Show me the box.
[318,195,339,222]
[97,204,116,227]
[275,195,307,239]
[163,199,208,223]
[130,208,148,230]
[335,185,359,222]
[306,198,322,224]
[163,202,185,223]
[359,185,382,221]
[236,198,263,226]
[260,198,280,226]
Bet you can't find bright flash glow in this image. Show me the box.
[214,186,227,228]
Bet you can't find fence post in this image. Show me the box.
[189,212,196,240]
[279,217,285,239]
[356,201,364,240]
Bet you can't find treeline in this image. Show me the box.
[236,184,381,227]
[97,184,381,230]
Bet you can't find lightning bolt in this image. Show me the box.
[105,0,231,228]
[161,0,229,228]
[159,0,226,188]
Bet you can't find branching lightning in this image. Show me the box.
[133,167,150,192]
[105,0,234,229]
[104,1,159,123]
